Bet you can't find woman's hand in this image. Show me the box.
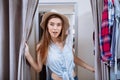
[25,43,30,57]
[88,66,95,73]
[24,42,42,72]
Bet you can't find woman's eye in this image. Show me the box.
[50,23,54,26]
[57,23,62,27]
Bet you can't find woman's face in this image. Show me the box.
[47,17,62,39]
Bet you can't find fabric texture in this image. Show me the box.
[90,0,103,80]
[100,0,113,62]
[0,0,38,80]
[49,76,78,80]
[0,0,10,79]
[90,0,115,80]
[17,0,38,80]
[46,34,75,80]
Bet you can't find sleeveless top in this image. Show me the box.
[46,35,75,80]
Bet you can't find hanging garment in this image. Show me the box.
[100,0,113,62]
[108,0,114,28]
[110,20,116,66]
[112,0,120,79]
[108,0,115,65]
[114,0,120,61]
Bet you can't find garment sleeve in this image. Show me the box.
[65,27,73,49]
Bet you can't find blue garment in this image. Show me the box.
[110,0,120,79]
[46,35,75,80]
[114,0,120,75]
[108,0,115,28]
[114,0,120,78]
[110,20,116,66]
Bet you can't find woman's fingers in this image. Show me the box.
[25,42,28,48]
[25,42,29,53]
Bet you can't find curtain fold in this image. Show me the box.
[0,0,9,80]
[17,0,38,80]
[9,0,23,79]
[91,0,110,80]
[0,0,38,80]
[90,0,103,80]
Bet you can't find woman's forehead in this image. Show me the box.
[48,18,62,23]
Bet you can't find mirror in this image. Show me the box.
[34,2,78,80]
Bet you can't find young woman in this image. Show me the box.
[25,12,94,80]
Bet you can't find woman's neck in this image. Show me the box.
[51,37,65,48]
[52,39,65,51]
[51,37,60,43]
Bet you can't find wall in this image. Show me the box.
[38,0,95,80]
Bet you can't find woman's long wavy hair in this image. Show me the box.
[37,14,69,64]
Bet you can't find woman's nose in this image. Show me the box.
[53,25,57,29]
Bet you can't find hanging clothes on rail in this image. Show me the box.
[91,0,120,79]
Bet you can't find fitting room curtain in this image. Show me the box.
[90,0,102,80]
[90,0,103,80]
[90,0,110,80]
[90,1,102,80]
[0,0,38,80]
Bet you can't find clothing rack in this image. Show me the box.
[100,0,120,80]
[91,0,120,80]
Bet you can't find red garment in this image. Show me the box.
[100,0,112,62]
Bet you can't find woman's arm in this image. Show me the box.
[25,43,43,73]
[73,49,95,72]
